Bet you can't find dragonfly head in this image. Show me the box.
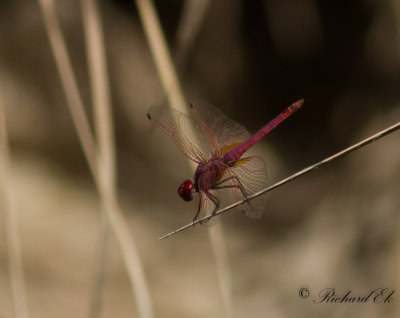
[178,179,195,202]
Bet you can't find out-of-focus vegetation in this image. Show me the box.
[0,0,400,317]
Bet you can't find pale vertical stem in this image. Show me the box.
[37,1,154,317]
[97,180,154,318]
[208,224,234,318]
[36,0,98,179]
[81,0,115,189]
[174,0,211,70]
[81,0,112,317]
[134,0,186,111]
[134,1,233,316]
[0,102,30,318]
[88,207,110,318]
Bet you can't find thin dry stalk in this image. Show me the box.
[37,0,98,179]
[81,0,112,317]
[87,207,110,318]
[38,0,154,317]
[174,0,211,71]
[208,224,234,318]
[81,0,115,186]
[134,0,186,111]
[134,0,234,316]
[174,6,235,314]
[0,102,30,318]
[159,119,400,239]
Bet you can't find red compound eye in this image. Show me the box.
[178,180,194,202]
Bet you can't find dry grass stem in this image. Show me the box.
[81,0,115,187]
[37,0,98,179]
[159,118,400,239]
[81,0,112,317]
[174,0,211,70]
[134,0,186,111]
[134,0,233,316]
[0,102,30,318]
[38,0,154,317]
[87,208,110,318]
[208,223,234,318]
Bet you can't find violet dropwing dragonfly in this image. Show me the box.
[147,99,303,223]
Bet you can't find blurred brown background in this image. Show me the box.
[0,0,400,317]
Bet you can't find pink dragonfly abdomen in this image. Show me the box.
[223,99,304,163]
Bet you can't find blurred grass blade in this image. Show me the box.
[208,223,234,318]
[0,101,30,318]
[81,0,115,184]
[81,0,113,317]
[38,0,154,317]
[134,1,233,317]
[88,207,110,318]
[134,0,186,111]
[174,0,211,71]
[37,0,97,179]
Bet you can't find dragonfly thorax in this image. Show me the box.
[194,157,227,191]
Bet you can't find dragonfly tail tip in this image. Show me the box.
[294,99,304,109]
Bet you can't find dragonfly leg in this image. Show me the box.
[206,191,220,214]
[192,193,203,226]
[202,190,220,220]
[213,175,252,209]
[192,190,220,225]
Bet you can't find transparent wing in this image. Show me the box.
[229,155,268,218]
[190,100,251,154]
[216,155,268,218]
[194,191,219,223]
[147,105,213,163]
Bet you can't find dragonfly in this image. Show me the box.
[147,99,303,223]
